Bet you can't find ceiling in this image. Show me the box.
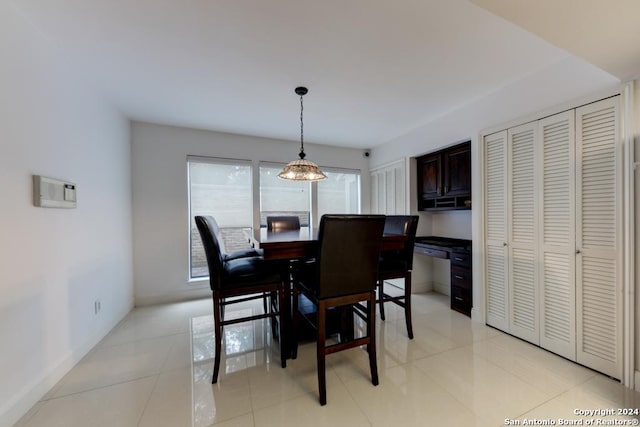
[12,0,639,149]
[471,0,640,83]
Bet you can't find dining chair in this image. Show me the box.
[203,215,263,260]
[265,215,302,337]
[377,215,419,339]
[266,215,301,231]
[195,215,287,383]
[291,214,385,405]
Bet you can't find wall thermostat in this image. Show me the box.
[33,175,77,208]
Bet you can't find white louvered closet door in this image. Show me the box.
[507,123,539,344]
[539,111,577,360]
[484,130,509,330]
[371,161,405,214]
[575,97,622,379]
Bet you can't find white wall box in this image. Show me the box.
[483,96,622,379]
[32,175,77,208]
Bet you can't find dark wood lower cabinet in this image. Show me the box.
[450,251,472,316]
[414,237,472,317]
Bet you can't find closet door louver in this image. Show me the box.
[371,161,405,215]
[575,98,621,379]
[484,130,509,330]
[508,123,539,343]
[539,111,576,360]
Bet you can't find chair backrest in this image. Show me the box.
[315,214,386,299]
[195,215,225,290]
[267,215,301,231]
[382,215,419,269]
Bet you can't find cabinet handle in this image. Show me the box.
[503,242,508,247]
[454,275,464,280]
[576,249,581,254]
[454,257,464,261]
[454,296,463,301]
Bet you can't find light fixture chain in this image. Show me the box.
[299,93,304,153]
[278,86,326,181]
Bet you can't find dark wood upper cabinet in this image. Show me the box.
[417,141,471,211]
[443,143,471,197]
[419,153,441,199]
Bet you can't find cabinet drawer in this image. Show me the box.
[451,286,471,315]
[451,265,471,289]
[414,246,448,259]
[450,252,471,267]
[451,286,471,304]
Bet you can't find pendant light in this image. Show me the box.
[278,86,327,181]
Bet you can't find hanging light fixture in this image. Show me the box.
[278,86,327,181]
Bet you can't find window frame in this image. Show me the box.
[187,156,253,281]
[188,157,362,281]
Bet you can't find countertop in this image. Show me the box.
[414,236,472,252]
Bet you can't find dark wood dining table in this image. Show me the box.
[249,227,406,260]
[245,227,407,359]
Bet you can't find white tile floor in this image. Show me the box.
[15,291,640,427]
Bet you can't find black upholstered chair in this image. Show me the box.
[377,215,419,339]
[267,215,301,231]
[202,215,263,260]
[265,215,302,335]
[195,215,287,383]
[291,214,385,405]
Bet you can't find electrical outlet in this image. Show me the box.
[94,300,101,315]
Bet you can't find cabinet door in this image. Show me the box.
[443,142,471,196]
[575,97,621,379]
[370,161,405,215]
[484,130,509,330]
[419,153,441,198]
[539,111,576,360]
[508,123,539,344]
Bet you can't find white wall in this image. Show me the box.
[633,81,640,389]
[371,55,620,315]
[0,4,133,425]
[131,122,370,305]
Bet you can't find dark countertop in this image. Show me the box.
[415,236,472,252]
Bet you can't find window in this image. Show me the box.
[188,157,252,279]
[259,164,311,226]
[317,169,361,218]
[188,158,361,280]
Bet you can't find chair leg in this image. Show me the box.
[404,273,414,339]
[278,285,287,368]
[291,287,299,360]
[263,291,268,315]
[367,295,379,386]
[270,291,278,339]
[317,300,327,406]
[377,280,386,321]
[212,294,223,384]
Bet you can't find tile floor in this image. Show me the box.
[15,291,640,427]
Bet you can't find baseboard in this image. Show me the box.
[412,281,432,294]
[471,306,482,322]
[134,285,210,306]
[0,302,132,427]
[432,281,450,296]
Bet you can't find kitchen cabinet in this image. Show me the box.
[417,141,471,210]
[450,250,472,316]
[414,236,472,316]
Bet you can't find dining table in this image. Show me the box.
[248,226,406,260]
[244,226,407,359]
